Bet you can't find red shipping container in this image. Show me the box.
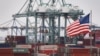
[14,53,31,56]
[92,30,100,41]
[70,53,90,56]
[39,50,57,55]
[0,48,14,56]
[6,36,26,44]
[95,44,100,48]
[70,48,90,53]
[0,48,13,53]
[0,54,14,56]
[70,48,91,56]
[83,39,94,46]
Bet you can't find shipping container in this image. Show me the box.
[83,39,95,46]
[13,48,29,53]
[92,30,100,41]
[13,48,31,56]
[69,48,91,56]
[16,44,32,48]
[59,37,65,44]
[39,45,58,55]
[14,53,31,56]
[0,43,11,48]
[15,36,26,44]
[6,36,26,44]
[68,45,84,48]
[95,44,100,48]
[0,48,14,56]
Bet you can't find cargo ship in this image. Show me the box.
[0,0,100,56]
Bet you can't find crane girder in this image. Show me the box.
[12,12,35,18]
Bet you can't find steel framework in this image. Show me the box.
[12,0,84,44]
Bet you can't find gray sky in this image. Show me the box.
[0,0,100,25]
[0,0,100,37]
[67,0,100,25]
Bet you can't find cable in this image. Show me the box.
[0,19,12,26]
[17,0,28,14]
[16,19,25,26]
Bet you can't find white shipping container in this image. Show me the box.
[39,45,58,50]
[16,45,32,48]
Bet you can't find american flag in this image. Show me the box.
[66,14,91,37]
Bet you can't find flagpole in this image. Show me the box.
[90,10,93,56]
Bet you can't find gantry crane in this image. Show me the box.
[12,0,84,44]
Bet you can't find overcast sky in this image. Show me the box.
[0,0,100,37]
[0,0,100,24]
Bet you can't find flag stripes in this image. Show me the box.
[66,14,90,37]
